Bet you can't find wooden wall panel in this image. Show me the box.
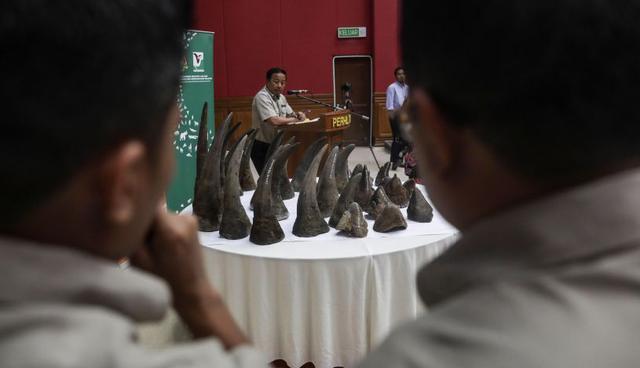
[373,92,391,145]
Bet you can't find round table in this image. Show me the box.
[189,186,458,368]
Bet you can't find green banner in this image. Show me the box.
[167,30,214,212]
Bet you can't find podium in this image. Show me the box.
[281,110,352,177]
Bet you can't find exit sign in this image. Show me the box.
[338,27,367,39]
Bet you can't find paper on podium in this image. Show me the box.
[288,117,320,125]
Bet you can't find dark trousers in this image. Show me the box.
[389,115,408,164]
[251,139,270,174]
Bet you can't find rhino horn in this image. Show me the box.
[292,144,330,237]
[291,136,328,192]
[329,172,362,228]
[250,140,298,212]
[351,163,364,178]
[365,186,392,219]
[403,179,416,199]
[316,145,340,218]
[374,161,391,187]
[195,102,209,188]
[239,129,258,192]
[193,112,232,231]
[220,122,242,186]
[407,187,434,223]
[222,122,242,155]
[224,129,252,197]
[353,165,373,208]
[383,174,409,208]
[336,202,368,238]
[275,137,298,201]
[284,135,296,146]
[373,205,407,233]
[335,143,356,192]
[249,145,288,245]
[271,142,300,220]
[261,130,285,174]
[219,136,251,239]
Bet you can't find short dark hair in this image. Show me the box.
[266,67,287,81]
[402,1,640,180]
[394,67,405,76]
[0,0,192,224]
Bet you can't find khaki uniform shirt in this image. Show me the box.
[359,168,640,368]
[252,86,293,143]
[0,237,268,368]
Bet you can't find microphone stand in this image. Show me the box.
[291,92,381,169]
[290,93,370,121]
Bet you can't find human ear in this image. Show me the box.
[411,89,460,178]
[97,141,147,225]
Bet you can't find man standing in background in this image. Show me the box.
[251,67,306,173]
[386,67,409,170]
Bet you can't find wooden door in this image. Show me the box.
[333,56,372,146]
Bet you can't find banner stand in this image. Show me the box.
[167,30,214,212]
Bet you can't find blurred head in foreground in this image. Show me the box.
[0,0,192,258]
[402,0,640,228]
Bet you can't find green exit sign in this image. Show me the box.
[338,27,367,39]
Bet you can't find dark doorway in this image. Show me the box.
[333,56,372,146]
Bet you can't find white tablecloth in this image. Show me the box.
[184,186,458,367]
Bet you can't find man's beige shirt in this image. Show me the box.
[0,237,268,368]
[360,168,640,367]
[252,86,293,143]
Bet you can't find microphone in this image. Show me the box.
[287,89,309,95]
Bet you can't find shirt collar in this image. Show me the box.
[0,237,170,322]
[394,81,407,88]
[262,85,282,101]
[417,168,640,306]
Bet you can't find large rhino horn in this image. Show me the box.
[329,172,362,228]
[316,145,340,218]
[220,122,242,186]
[271,142,300,220]
[335,143,356,192]
[292,144,329,237]
[291,136,328,192]
[275,137,298,201]
[219,136,251,239]
[250,139,295,210]
[239,129,258,192]
[222,122,242,154]
[193,112,232,231]
[224,129,252,197]
[261,130,285,174]
[250,145,288,245]
[223,126,247,175]
[353,165,373,208]
[195,102,209,188]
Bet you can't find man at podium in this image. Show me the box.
[251,67,306,173]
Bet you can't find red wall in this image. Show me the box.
[373,0,401,92]
[194,0,399,98]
